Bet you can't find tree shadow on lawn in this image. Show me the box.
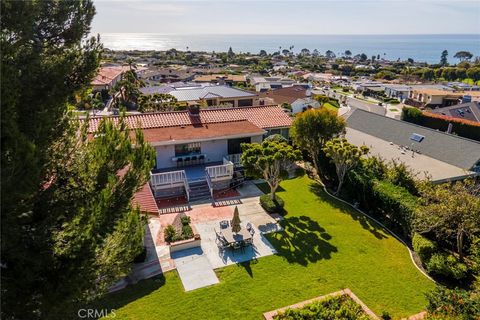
[265,215,337,266]
[85,274,166,315]
[309,183,388,241]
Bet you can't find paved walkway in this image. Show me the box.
[171,247,219,291]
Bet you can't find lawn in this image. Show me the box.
[94,176,434,320]
[322,102,339,113]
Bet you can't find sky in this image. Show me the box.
[91,0,480,35]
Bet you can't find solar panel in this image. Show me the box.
[410,133,425,142]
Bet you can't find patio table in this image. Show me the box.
[222,228,252,245]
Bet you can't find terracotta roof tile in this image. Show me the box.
[132,183,158,214]
[140,120,265,143]
[88,105,292,132]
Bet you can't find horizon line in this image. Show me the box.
[95,32,480,36]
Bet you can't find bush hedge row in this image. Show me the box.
[260,194,285,214]
[402,106,480,141]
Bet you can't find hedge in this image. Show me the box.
[371,180,418,238]
[412,233,437,262]
[402,106,480,141]
[260,194,285,214]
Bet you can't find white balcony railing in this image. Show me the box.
[225,153,242,166]
[206,160,234,181]
[150,170,189,201]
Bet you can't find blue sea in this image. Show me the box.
[98,33,479,64]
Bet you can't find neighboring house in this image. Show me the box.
[383,84,412,101]
[193,74,247,87]
[447,82,480,91]
[140,83,258,107]
[407,89,468,108]
[302,73,349,83]
[140,68,195,84]
[258,85,319,114]
[351,81,384,92]
[91,66,126,92]
[429,101,480,123]
[345,109,480,183]
[88,105,292,202]
[291,98,320,114]
[250,76,297,92]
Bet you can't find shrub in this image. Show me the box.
[426,286,479,320]
[273,295,370,320]
[260,194,285,213]
[426,253,468,280]
[372,180,418,238]
[412,233,438,262]
[381,311,392,320]
[164,224,176,243]
[180,215,191,226]
[181,225,194,239]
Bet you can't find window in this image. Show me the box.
[228,137,251,154]
[175,142,201,156]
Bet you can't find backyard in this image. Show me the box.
[94,176,434,319]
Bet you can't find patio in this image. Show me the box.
[195,219,277,269]
[152,161,224,182]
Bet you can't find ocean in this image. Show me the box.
[98,33,480,64]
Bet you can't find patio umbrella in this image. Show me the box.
[231,206,241,233]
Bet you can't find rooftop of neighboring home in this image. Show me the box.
[88,105,292,134]
[429,101,480,123]
[91,66,128,86]
[140,68,194,80]
[250,76,296,84]
[193,74,246,83]
[447,82,480,91]
[345,109,480,182]
[258,85,309,104]
[139,83,256,102]
[383,84,412,91]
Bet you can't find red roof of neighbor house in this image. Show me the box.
[140,120,265,143]
[91,66,126,86]
[88,105,292,132]
[259,86,308,104]
[132,183,158,214]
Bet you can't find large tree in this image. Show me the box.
[415,179,480,260]
[440,50,449,66]
[454,51,474,62]
[137,93,179,113]
[241,140,301,201]
[290,108,346,176]
[1,1,155,318]
[323,138,369,195]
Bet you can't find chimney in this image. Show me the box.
[188,105,200,117]
[446,122,453,134]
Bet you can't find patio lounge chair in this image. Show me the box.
[191,155,198,165]
[198,154,205,164]
[177,157,183,168]
[184,157,191,166]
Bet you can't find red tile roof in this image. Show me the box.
[259,86,308,104]
[140,120,265,143]
[88,105,292,132]
[132,183,158,214]
[91,66,126,86]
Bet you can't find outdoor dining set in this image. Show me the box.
[215,220,255,255]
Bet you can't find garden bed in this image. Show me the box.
[263,289,378,320]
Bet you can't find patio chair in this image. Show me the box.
[220,220,229,229]
[191,155,198,165]
[198,154,205,164]
[244,237,253,245]
[184,157,191,166]
[249,228,255,237]
[177,157,183,168]
[246,222,253,232]
[231,241,242,255]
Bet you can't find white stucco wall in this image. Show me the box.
[201,139,228,163]
[155,145,175,169]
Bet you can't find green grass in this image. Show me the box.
[322,102,339,113]
[95,176,434,320]
[389,108,399,112]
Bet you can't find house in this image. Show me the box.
[250,76,297,92]
[345,109,480,183]
[258,85,319,114]
[139,68,195,84]
[91,66,127,92]
[447,82,480,91]
[383,84,412,101]
[407,89,466,108]
[193,74,247,87]
[429,101,480,123]
[88,105,292,202]
[140,83,258,107]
